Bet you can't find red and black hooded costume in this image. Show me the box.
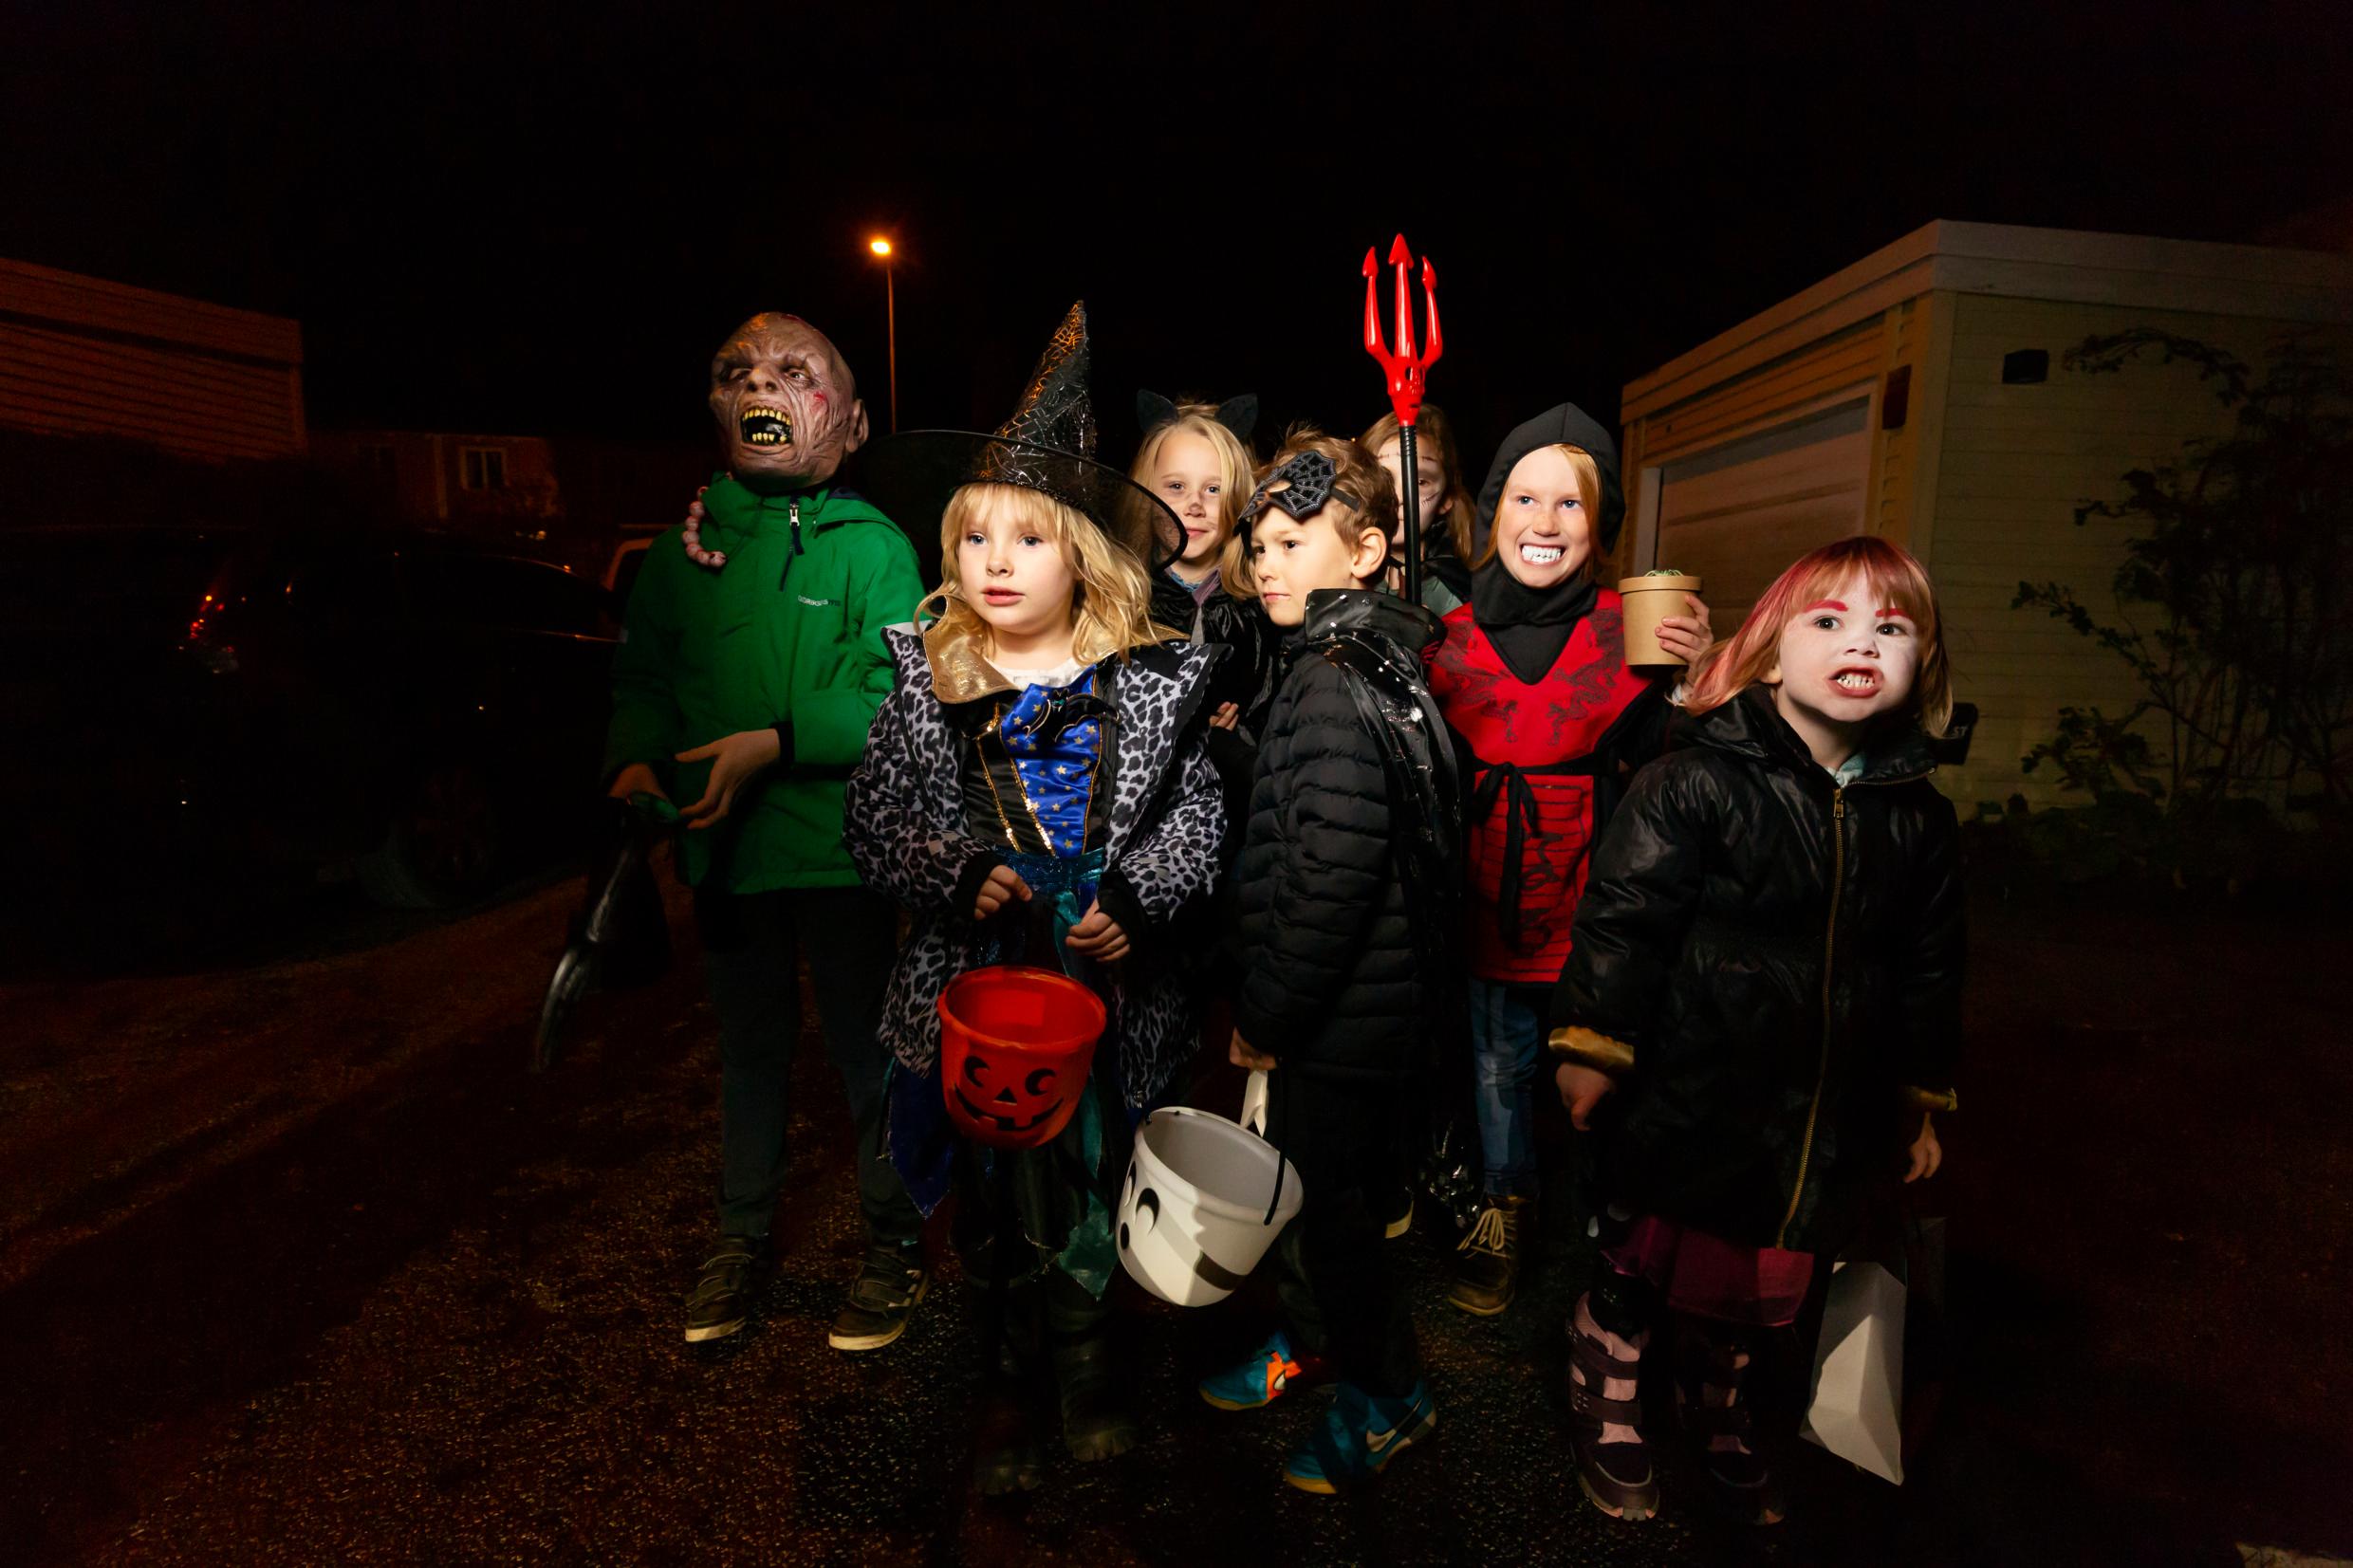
[1425,404,1672,985]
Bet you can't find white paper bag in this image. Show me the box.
[1240,1069,1269,1136]
[1801,1258,1907,1484]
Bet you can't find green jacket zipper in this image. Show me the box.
[1778,785,1845,1248]
[777,497,804,589]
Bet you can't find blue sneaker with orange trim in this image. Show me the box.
[1197,1329,1324,1411]
[1282,1378,1438,1493]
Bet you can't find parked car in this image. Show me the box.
[2,525,620,910]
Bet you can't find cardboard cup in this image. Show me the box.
[1618,574,1703,666]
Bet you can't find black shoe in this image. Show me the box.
[1675,1324,1786,1525]
[683,1236,769,1344]
[1446,1194,1529,1316]
[1054,1333,1139,1462]
[827,1242,930,1352]
[973,1385,1047,1495]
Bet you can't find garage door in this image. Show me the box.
[1649,398,1871,625]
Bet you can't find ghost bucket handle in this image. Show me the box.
[1240,1068,1290,1227]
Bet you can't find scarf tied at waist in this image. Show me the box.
[1468,753,1603,951]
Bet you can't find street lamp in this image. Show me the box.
[867,236,897,433]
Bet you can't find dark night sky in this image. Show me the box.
[7,0,2350,473]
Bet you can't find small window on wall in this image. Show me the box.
[459,446,508,490]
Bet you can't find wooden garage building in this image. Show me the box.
[1613,220,2353,808]
[0,256,306,462]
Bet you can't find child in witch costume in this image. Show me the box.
[843,305,1227,1493]
[1423,404,1710,1315]
[1213,431,1464,1493]
[604,312,932,1352]
[1549,537,1961,1524]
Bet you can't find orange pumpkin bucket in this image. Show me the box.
[936,966,1105,1150]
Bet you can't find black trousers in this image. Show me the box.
[1267,1072,1422,1399]
[695,884,920,1247]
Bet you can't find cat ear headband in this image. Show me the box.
[1136,388,1260,443]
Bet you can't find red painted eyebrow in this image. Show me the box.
[1801,599,1847,613]
[1874,607,1915,619]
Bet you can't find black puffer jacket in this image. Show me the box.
[1231,589,1461,1084]
[1552,688,1964,1254]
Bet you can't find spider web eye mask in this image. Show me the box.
[1241,450,1359,527]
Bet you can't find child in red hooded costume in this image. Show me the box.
[1423,404,1708,1315]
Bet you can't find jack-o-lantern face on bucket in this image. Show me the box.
[952,1048,1073,1143]
[936,966,1104,1151]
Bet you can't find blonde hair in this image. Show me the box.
[1358,404,1475,564]
[919,483,1173,665]
[1130,413,1257,597]
[1684,536,1955,737]
[1475,443,1604,578]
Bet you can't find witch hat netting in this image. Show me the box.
[855,303,1181,573]
[996,302,1097,457]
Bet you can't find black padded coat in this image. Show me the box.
[1551,688,1965,1255]
[1230,589,1462,1085]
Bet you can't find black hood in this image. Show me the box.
[1676,688,1937,785]
[1473,402,1626,559]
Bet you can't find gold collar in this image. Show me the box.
[921,618,1018,705]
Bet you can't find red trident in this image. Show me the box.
[1362,234,1442,599]
[1363,234,1442,428]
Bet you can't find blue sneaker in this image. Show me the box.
[1197,1330,1325,1411]
[1283,1378,1437,1493]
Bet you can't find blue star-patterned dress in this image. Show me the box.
[888,661,1123,1268]
[995,666,1107,862]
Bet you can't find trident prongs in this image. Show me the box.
[1363,232,1442,428]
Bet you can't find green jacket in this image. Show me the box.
[603,474,925,892]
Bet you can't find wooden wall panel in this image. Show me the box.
[0,257,305,461]
[0,320,303,460]
[1929,296,2353,807]
[1640,325,1883,463]
[1655,417,1871,626]
[0,257,301,363]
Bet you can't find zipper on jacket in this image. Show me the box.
[778,497,805,588]
[1777,785,1844,1247]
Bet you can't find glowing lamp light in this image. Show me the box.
[868,237,893,257]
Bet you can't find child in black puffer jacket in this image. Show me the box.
[1210,430,1464,1495]
[1548,536,1964,1526]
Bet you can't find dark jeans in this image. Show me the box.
[1267,1072,1421,1399]
[695,884,919,1247]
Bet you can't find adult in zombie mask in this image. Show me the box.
[603,312,933,1353]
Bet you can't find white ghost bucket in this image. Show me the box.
[1117,1074,1303,1307]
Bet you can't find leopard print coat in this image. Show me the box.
[844,627,1227,1105]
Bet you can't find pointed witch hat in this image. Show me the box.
[858,303,1183,574]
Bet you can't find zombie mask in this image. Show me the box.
[707,313,867,490]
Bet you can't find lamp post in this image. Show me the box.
[868,237,897,433]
